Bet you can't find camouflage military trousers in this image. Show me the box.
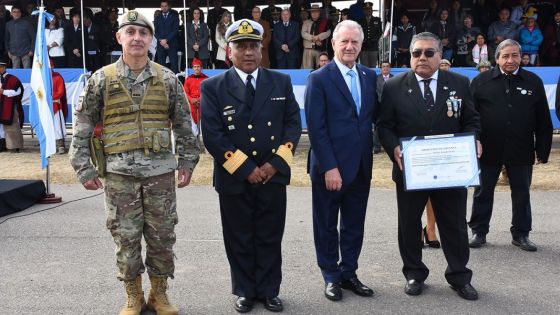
[104,172,178,281]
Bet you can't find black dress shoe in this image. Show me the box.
[324,282,342,301]
[263,297,283,312]
[234,296,254,313]
[469,233,486,248]
[423,226,441,248]
[451,283,479,300]
[340,278,374,297]
[404,279,423,296]
[512,235,537,251]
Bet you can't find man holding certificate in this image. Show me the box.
[377,32,481,300]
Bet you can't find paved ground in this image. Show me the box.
[1,185,559,315]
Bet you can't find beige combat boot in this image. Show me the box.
[119,276,146,315]
[147,275,179,315]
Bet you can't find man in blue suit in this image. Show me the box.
[272,9,300,69]
[154,0,179,73]
[305,20,377,302]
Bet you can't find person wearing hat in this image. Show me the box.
[359,2,382,68]
[269,7,282,68]
[105,7,123,65]
[69,10,200,315]
[50,59,68,154]
[518,9,543,66]
[272,9,301,69]
[0,59,24,153]
[184,58,208,132]
[64,11,84,68]
[262,0,282,24]
[201,18,301,313]
[301,4,332,69]
[476,60,491,72]
[439,58,451,70]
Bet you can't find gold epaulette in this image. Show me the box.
[223,150,248,174]
[275,142,294,165]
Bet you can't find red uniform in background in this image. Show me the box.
[51,60,68,154]
[183,58,208,125]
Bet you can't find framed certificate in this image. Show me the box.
[400,132,480,191]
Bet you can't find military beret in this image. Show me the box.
[225,19,263,42]
[119,10,155,34]
[0,58,8,66]
[363,2,374,9]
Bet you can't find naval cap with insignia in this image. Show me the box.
[119,10,155,34]
[225,19,263,42]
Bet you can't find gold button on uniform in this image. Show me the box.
[252,151,257,156]
[248,124,253,129]
[267,121,272,126]
[228,117,232,121]
[270,136,275,140]
[250,137,255,142]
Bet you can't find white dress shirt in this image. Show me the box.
[234,67,258,89]
[415,70,439,103]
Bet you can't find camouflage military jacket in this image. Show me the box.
[69,58,200,184]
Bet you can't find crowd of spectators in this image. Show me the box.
[1,0,559,72]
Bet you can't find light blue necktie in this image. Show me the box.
[347,69,360,113]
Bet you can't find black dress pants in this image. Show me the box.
[396,183,472,286]
[218,183,286,299]
[469,163,533,237]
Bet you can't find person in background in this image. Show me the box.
[252,6,272,68]
[454,15,480,67]
[234,0,255,21]
[83,11,102,72]
[187,8,210,69]
[299,5,309,24]
[0,5,12,62]
[301,4,332,69]
[520,52,531,66]
[272,9,300,69]
[340,9,349,22]
[46,15,65,69]
[476,60,492,72]
[215,10,232,69]
[106,8,122,65]
[510,0,531,27]
[374,60,392,154]
[155,0,180,72]
[359,2,382,68]
[5,6,34,69]
[269,7,281,68]
[468,39,552,252]
[467,33,494,67]
[349,0,365,22]
[262,0,282,24]
[64,11,83,68]
[421,0,439,32]
[317,51,329,68]
[518,12,543,66]
[50,59,67,154]
[184,58,208,136]
[395,11,416,67]
[430,8,455,62]
[448,0,467,32]
[488,7,518,50]
[541,9,560,66]
[471,0,493,36]
[439,58,451,70]
[207,0,228,69]
[0,59,23,153]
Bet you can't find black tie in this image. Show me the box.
[422,79,435,112]
[245,74,255,108]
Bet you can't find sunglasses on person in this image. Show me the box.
[411,49,437,58]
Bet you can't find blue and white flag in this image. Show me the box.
[28,8,55,168]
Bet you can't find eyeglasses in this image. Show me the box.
[411,49,437,58]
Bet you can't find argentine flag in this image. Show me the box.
[28,8,55,168]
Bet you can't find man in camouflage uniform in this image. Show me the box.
[69,10,200,315]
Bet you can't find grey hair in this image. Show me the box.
[495,39,521,60]
[409,32,443,53]
[332,20,364,42]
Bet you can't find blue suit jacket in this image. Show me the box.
[154,11,179,48]
[272,21,301,59]
[305,61,377,185]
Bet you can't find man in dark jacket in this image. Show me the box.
[468,39,553,252]
[358,2,382,68]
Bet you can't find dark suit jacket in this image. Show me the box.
[272,21,300,60]
[556,75,560,122]
[84,23,101,53]
[377,70,480,183]
[305,61,377,185]
[376,73,393,102]
[186,22,209,59]
[154,11,179,48]
[471,66,552,166]
[201,68,302,195]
